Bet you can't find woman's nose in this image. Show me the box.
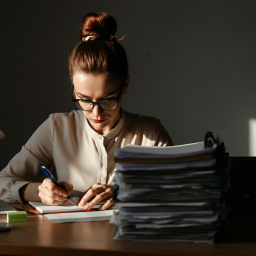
[92,104,103,116]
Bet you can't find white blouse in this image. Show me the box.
[0,109,173,203]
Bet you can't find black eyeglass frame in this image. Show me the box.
[72,84,124,111]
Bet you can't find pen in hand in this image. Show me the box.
[38,164,76,206]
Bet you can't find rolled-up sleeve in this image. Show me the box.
[0,116,54,203]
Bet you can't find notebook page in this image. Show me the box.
[29,197,101,214]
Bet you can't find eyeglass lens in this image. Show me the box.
[75,99,117,111]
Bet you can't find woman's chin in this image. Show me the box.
[88,119,111,133]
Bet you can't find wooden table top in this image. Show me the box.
[0,204,256,256]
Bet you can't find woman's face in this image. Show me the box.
[73,72,129,135]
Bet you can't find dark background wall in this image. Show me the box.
[1,0,256,171]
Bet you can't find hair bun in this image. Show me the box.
[80,12,118,41]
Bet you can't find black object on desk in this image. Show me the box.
[0,222,12,232]
[227,157,256,217]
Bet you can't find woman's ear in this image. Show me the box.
[123,75,130,95]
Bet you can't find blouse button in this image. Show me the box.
[98,136,103,140]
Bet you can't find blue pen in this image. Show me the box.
[39,164,76,206]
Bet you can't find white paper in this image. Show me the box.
[116,202,210,208]
[115,142,217,158]
[114,232,215,244]
[29,197,101,214]
[45,210,115,223]
[116,159,216,171]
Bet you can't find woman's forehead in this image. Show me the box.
[73,72,122,96]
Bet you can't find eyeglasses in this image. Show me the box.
[72,84,124,111]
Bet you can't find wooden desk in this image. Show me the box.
[0,205,256,256]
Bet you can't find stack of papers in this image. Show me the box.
[110,137,230,243]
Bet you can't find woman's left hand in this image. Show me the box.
[77,183,115,210]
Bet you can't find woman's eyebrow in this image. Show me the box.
[102,91,118,97]
[77,90,118,98]
[76,92,91,98]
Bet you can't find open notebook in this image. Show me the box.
[28,197,101,214]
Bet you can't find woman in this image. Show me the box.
[0,12,173,210]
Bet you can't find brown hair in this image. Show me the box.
[69,12,128,83]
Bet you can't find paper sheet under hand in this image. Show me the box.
[44,210,115,224]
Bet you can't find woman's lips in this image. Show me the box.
[93,119,105,123]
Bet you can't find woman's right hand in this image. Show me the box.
[38,178,73,205]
